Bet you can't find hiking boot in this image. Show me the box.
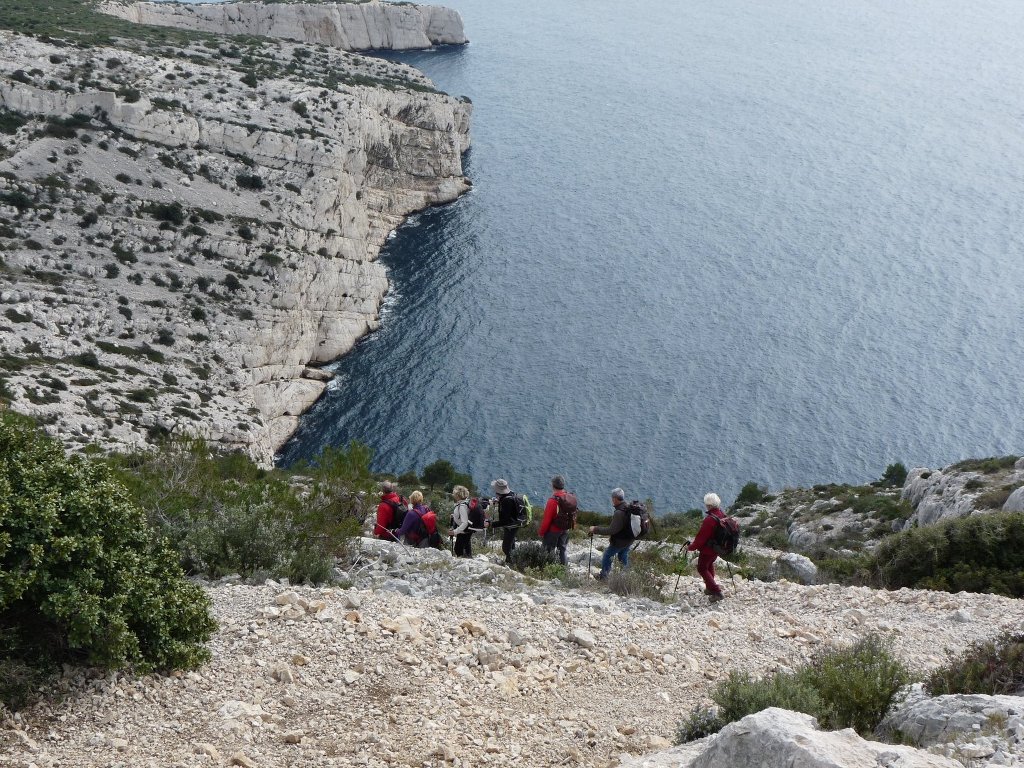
[593,573,607,581]
[708,592,725,603]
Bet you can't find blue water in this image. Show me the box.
[279,0,1024,510]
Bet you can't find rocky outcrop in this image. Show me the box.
[768,552,818,585]
[100,0,467,51]
[880,684,1024,765]
[0,29,469,461]
[902,462,1024,528]
[622,708,960,767]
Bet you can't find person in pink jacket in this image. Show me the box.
[687,492,726,602]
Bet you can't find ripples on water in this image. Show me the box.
[279,0,1024,510]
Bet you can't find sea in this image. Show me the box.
[277,0,1024,511]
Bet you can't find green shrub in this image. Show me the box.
[420,458,476,494]
[507,542,557,574]
[607,564,666,601]
[925,632,1024,696]
[879,462,908,488]
[809,635,910,733]
[108,438,375,583]
[712,670,826,727]
[870,511,1024,596]
[676,707,724,743]
[0,414,215,690]
[734,482,768,508]
[674,636,909,743]
[950,456,1019,474]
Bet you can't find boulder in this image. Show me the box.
[1003,486,1024,513]
[879,685,1024,747]
[695,709,959,767]
[769,553,818,585]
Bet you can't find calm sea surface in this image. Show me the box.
[279,0,1024,510]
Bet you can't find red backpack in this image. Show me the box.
[553,492,579,530]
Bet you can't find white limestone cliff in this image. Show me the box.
[0,29,469,462]
[100,0,467,51]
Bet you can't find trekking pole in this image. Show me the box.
[673,545,693,596]
[725,558,737,588]
[587,532,594,578]
[383,528,409,550]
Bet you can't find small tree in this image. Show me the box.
[421,459,456,490]
[879,462,908,488]
[0,414,216,678]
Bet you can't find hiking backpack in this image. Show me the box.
[467,497,489,530]
[711,514,741,556]
[626,500,651,539]
[499,492,532,526]
[553,492,579,530]
[385,496,410,530]
[412,507,441,548]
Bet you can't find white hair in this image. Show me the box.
[704,492,721,508]
[611,487,625,502]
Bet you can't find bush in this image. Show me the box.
[950,456,1019,474]
[420,458,476,493]
[870,511,1024,596]
[607,563,666,601]
[235,173,264,191]
[507,542,557,573]
[809,635,910,733]
[925,632,1024,696]
[879,462,908,488]
[0,414,216,698]
[107,438,376,583]
[734,482,768,508]
[675,636,909,743]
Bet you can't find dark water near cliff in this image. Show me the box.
[279,0,1024,510]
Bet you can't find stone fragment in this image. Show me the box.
[229,752,256,768]
[195,743,221,761]
[283,730,304,744]
[568,629,596,650]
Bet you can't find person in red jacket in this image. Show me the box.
[687,492,726,601]
[538,475,572,565]
[375,481,404,540]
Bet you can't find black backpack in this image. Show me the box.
[553,492,579,530]
[498,493,529,526]
[626,500,651,540]
[467,497,489,530]
[385,496,410,529]
[711,514,741,556]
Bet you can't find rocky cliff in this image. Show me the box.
[0,21,469,461]
[100,0,467,51]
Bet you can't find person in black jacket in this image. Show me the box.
[589,487,633,580]
[491,478,521,564]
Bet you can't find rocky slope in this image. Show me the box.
[3,537,1024,768]
[0,18,470,461]
[735,456,1024,557]
[100,0,468,52]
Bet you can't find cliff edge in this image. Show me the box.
[99,0,468,51]
[0,15,470,462]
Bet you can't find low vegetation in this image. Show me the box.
[0,412,216,710]
[925,632,1024,697]
[675,636,910,742]
[869,510,1024,597]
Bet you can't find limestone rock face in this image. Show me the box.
[100,1,467,51]
[0,30,469,462]
[693,709,958,768]
[769,552,818,585]
[1004,486,1024,513]
[902,465,1024,527]
[881,687,1024,747]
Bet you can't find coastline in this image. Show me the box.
[0,3,471,464]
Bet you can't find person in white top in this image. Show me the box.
[450,485,473,557]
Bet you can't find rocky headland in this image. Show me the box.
[0,1,470,462]
[100,0,468,51]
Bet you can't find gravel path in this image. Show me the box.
[4,540,1024,768]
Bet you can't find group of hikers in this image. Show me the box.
[374,475,738,601]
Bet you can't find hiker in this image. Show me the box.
[687,492,726,601]
[375,481,406,540]
[538,474,575,565]
[450,485,474,558]
[491,478,523,564]
[589,487,633,579]
[394,490,438,548]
